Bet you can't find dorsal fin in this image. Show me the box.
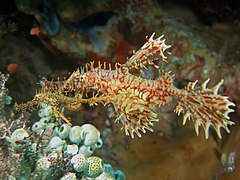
[123,33,171,71]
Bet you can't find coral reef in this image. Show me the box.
[0,1,239,179]
[0,72,125,179]
[0,72,11,118]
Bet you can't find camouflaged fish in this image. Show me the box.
[15,33,235,139]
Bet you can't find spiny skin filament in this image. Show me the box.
[15,33,235,139]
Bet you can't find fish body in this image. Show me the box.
[17,33,235,139]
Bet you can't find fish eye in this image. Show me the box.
[79,74,86,81]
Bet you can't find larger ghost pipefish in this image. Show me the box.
[15,33,235,139]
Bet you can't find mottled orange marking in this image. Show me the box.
[70,32,80,39]
[7,63,18,74]
[30,27,40,36]
[115,36,132,63]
